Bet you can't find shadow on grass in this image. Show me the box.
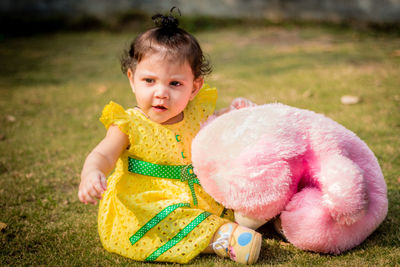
[0,38,66,87]
[0,34,119,88]
[250,190,399,265]
[365,187,400,249]
[255,221,295,265]
[0,36,365,90]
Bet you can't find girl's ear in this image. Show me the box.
[190,77,204,100]
[127,68,135,93]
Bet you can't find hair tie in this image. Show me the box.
[152,7,181,29]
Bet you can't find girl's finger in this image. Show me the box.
[80,192,89,205]
[88,187,100,201]
[93,181,104,198]
[86,190,97,205]
[78,191,84,203]
[100,174,107,191]
[79,190,91,205]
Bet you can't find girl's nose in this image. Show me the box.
[154,85,169,99]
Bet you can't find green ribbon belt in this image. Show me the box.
[129,203,191,246]
[128,157,200,206]
[145,211,211,261]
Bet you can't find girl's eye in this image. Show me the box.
[170,81,181,86]
[144,78,154,83]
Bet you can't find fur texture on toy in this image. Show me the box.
[191,103,388,254]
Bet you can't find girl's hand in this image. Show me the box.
[214,97,257,117]
[78,170,107,205]
[78,125,129,205]
[230,97,257,110]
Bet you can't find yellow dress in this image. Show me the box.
[98,85,233,264]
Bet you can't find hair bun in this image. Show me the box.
[152,7,180,29]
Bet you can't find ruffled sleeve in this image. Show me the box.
[187,83,218,123]
[99,101,130,136]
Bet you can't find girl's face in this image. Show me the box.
[128,53,203,125]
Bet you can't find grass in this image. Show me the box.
[0,23,399,266]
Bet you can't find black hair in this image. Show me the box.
[120,7,212,79]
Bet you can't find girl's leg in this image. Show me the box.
[203,222,262,264]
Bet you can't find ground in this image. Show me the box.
[0,24,399,266]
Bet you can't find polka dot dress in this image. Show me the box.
[97,85,234,264]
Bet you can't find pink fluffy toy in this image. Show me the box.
[191,103,388,254]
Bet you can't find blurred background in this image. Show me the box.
[1,0,400,35]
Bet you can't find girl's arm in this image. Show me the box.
[78,125,129,205]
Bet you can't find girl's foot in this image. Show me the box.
[212,223,262,264]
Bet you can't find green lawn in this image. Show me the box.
[0,24,399,266]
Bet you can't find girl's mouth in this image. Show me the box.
[153,105,167,111]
